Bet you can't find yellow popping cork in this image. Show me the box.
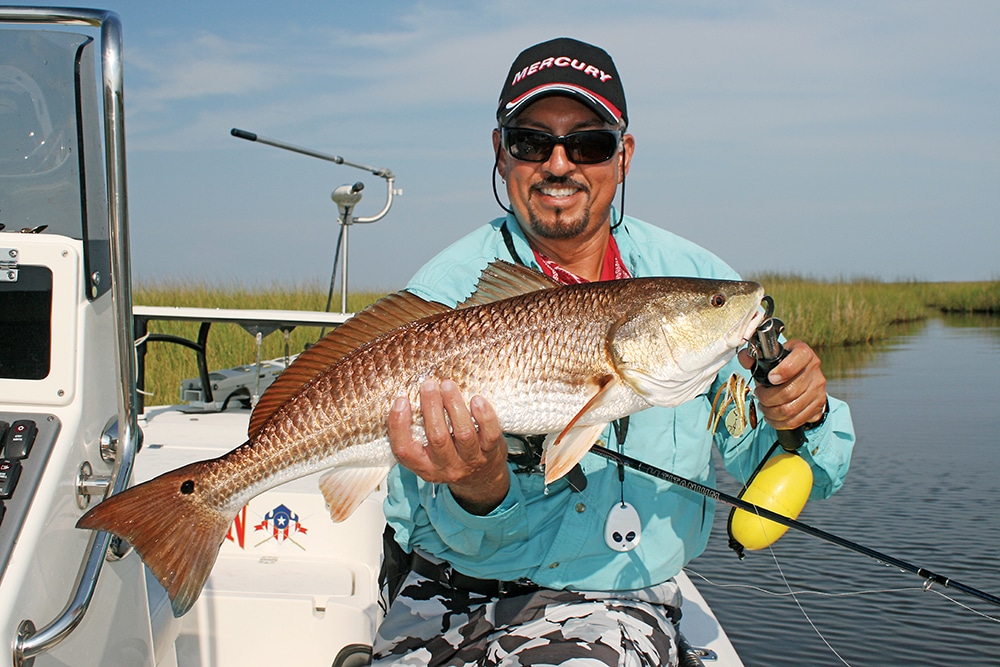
[729,451,812,550]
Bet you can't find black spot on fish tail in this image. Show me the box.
[76,461,233,617]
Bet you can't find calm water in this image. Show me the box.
[690,316,1000,666]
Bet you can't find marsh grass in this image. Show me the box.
[134,278,999,407]
[749,276,1000,348]
[921,281,1000,314]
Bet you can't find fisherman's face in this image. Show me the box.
[494,96,634,243]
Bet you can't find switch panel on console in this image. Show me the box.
[0,413,61,577]
[3,420,38,459]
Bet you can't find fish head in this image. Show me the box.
[607,278,765,407]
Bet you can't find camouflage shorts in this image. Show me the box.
[370,571,682,667]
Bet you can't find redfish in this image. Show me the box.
[78,261,764,616]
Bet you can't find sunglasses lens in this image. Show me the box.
[504,129,620,164]
[505,129,555,162]
[565,132,620,163]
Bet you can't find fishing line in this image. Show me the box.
[587,445,1000,609]
[928,590,1000,624]
[759,524,852,666]
[725,450,999,624]
[730,448,852,666]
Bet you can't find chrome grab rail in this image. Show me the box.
[0,7,140,666]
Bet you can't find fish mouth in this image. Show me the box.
[731,302,767,348]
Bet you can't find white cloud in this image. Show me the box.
[128,33,288,107]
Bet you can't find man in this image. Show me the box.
[371,37,854,667]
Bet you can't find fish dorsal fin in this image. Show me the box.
[457,260,560,309]
[248,290,450,439]
[248,261,556,438]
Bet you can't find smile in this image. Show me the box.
[534,179,588,199]
[539,185,578,198]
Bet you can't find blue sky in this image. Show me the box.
[22,0,1000,289]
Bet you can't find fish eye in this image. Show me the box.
[710,293,726,308]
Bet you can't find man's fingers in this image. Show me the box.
[419,380,454,450]
[440,380,480,452]
[766,341,808,385]
[389,379,509,498]
[388,393,436,473]
[750,340,828,430]
[470,395,504,453]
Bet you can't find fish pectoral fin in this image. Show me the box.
[541,375,621,485]
[542,423,608,486]
[319,465,392,522]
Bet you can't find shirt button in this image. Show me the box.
[548,562,559,569]
[575,503,586,513]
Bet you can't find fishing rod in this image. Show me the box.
[590,292,1000,609]
[588,445,1000,607]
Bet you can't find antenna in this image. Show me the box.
[231,128,402,312]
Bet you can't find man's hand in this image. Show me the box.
[738,339,828,431]
[388,379,510,515]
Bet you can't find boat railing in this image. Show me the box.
[132,306,353,412]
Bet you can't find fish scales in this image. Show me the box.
[197,282,633,513]
[258,281,629,452]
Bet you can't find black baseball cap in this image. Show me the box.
[497,37,627,128]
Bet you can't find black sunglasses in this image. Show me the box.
[502,127,622,165]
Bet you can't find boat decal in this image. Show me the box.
[253,503,309,549]
[225,505,249,549]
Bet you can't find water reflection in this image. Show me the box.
[690,315,1000,666]
[815,319,925,381]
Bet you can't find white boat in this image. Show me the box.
[0,8,743,666]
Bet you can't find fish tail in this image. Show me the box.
[76,461,234,617]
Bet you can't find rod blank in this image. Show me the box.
[589,446,1000,608]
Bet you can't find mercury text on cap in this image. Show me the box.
[511,56,613,87]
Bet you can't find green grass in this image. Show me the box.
[748,276,1000,348]
[133,278,1000,406]
[920,281,1000,314]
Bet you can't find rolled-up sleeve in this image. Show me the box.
[425,468,530,555]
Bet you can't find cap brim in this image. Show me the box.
[499,83,622,126]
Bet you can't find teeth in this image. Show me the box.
[540,187,577,197]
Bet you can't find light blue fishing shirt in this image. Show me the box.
[383,212,856,591]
